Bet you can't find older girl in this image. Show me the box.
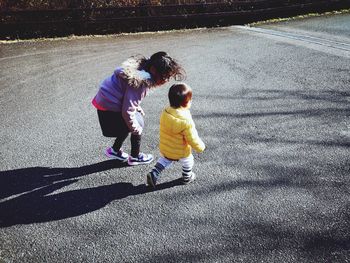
[92,51,185,165]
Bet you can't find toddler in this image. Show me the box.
[147,83,205,187]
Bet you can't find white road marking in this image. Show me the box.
[234,25,350,52]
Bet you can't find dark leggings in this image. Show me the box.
[97,110,143,158]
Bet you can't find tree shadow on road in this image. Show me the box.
[197,89,350,104]
[194,107,350,120]
[0,161,183,227]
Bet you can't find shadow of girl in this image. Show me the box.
[0,181,147,227]
[0,161,183,227]
[0,160,128,200]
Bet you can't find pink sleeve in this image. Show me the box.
[121,86,148,135]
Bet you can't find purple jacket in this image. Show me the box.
[92,57,155,135]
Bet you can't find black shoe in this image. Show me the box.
[147,171,158,188]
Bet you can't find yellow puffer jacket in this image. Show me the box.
[159,106,205,160]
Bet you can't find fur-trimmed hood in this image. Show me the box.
[116,57,154,88]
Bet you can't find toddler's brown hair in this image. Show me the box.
[168,83,192,108]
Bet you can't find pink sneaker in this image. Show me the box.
[105,147,129,162]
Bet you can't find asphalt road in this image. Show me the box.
[0,12,349,263]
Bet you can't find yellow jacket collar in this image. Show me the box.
[165,106,190,119]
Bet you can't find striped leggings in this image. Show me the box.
[151,154,194,178]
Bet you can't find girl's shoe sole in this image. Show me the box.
[127,159,154,166]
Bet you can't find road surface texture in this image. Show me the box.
[0,12,349,263]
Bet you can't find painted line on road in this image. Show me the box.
[234,26,350,52]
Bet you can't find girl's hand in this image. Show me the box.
[137,107,145,116]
